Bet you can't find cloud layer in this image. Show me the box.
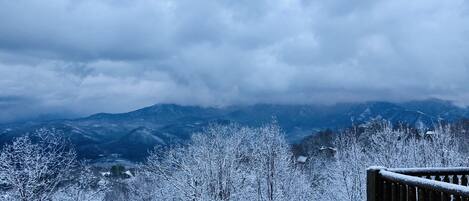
[1,0,469,122]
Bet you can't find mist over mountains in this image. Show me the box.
[0,99,467,161]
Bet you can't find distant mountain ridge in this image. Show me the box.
[0,99,467,161]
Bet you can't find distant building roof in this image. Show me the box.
[319,146,337,152]
[297,156,308,163]
[124,170,133,177]
[100,171,111,177]
[425,131,436,135]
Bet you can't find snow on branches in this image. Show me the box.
[0,129,77,201]
[129,124,313,201]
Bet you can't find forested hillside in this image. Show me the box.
[0,99,467,161]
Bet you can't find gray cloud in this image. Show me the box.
[1,0,469,122]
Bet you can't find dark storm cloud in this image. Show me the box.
[1,0,469,122]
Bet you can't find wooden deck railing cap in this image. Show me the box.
[367,166,386,171]
[380,170,469,196]
[367,166,469,201]
[387,167,469,176]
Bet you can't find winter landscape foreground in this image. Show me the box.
[1,119,468,201]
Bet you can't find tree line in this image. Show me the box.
[0,120,467,200]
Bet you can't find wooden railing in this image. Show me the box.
[367,167,469,201]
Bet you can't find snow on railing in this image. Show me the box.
[367,166,469,201]
[387,167,469,177]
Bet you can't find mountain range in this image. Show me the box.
[0,99,467,161]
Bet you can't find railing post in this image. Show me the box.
[368,166,386,201]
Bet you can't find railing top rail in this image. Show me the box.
[387,167,469,176]
[380,170,469,196]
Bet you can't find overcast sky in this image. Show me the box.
[1,0,469,122]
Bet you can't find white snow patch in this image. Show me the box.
[297,156,308,163]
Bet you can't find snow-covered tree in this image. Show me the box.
[250,124,312,201]
[52,162,109,201]
[315,120,467,201]
[127,169,161,201]
[0,129,77,201]
[130,124,312,201]
[134,125,257,201]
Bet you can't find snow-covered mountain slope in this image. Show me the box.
[0,99,467,161]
